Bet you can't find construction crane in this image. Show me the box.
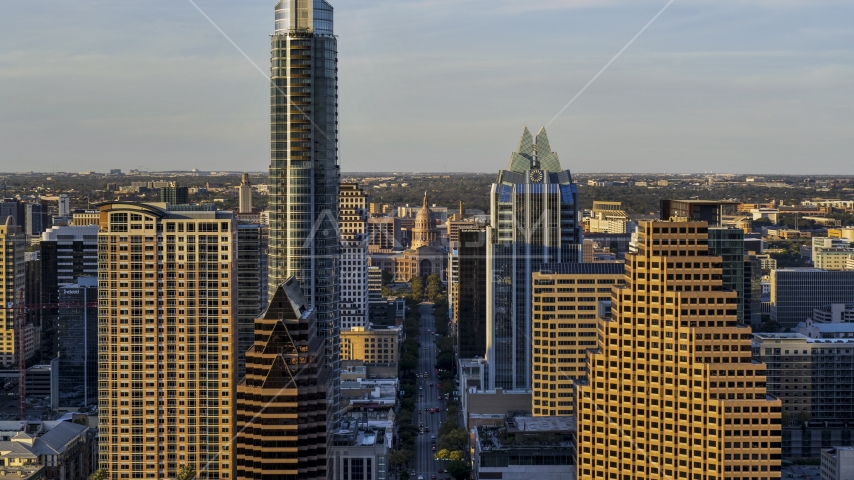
[0,290,98,420]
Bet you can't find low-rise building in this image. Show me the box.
[0,421,89,480]
[821,446,854,480]
[796,304,854,339]
[473,415,576,480]
[329,427,389,480]
[340,363,399,411]
[340,327,400,364]
[457,358,534,429]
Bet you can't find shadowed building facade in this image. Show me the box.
[486,126,582,391]
[236,277,331,480]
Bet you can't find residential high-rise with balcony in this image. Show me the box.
[575,220,782,480]
[339,183,368,330]
[267,0,340,423]
[486,126,582,391]
[0,217,25,367]
[96,202,236,480]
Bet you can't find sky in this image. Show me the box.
[0,0,852,174]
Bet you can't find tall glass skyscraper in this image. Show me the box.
[268,0,340,419]
[486,126,582,391]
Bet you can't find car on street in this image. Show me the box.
[432,445,436,451]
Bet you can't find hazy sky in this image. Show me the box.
[1,0,852,174]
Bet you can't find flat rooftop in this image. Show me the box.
[508,415,576,434]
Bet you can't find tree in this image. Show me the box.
[434,449,450,461]
[427,283,441,302]
[410,276,424,300]
[382,269,394,286]
[88,470,109,480]
[436,351,455,371]
[439,382,455,397]
[175,465,196,480]
[449,450,464,461]
[436,336,454,353]
[438,428,469,452]
[446,459,472,480]
[439,417,459,437]
[389,449,413,469]
[399,472,411,480]
[400,353,417,372]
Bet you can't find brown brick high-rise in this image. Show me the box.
[235,277,331,480]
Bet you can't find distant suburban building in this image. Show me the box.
[660,199,740,226]
[584,201,634,234]
[159,184,189,205]
[237,173,253,213]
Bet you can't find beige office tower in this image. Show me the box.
[236,277,331,480]
[237,174,252,214]
[531,263,625,416]
[339,183,369,330]
[576,220,782,480]
[96,202,237,480]
[0,217,26,367]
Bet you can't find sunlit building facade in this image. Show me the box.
[96,202,237,480]
[576,220,782,480]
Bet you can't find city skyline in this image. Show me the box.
[1,1,853,174]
